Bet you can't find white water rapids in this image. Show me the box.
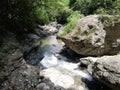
[38,36,93,89]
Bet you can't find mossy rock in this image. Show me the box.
[60,15,120,56]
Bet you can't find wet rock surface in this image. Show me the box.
[1,21,119,90]
[40,61,112,90]
[80,57,98,66]
[35,22,63,37]
[80,55,120,90]
[0,33,66,90]
[25,34,112,90]
[90,55,120,90]
[60,15,120,56]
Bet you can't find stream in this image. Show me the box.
[25,35,111,90]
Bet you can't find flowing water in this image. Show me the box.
[25,35,111,90]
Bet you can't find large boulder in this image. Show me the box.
[60,15,120,56]
[0,33,66,90]
[90,55,120,90]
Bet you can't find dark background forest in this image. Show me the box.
[0,0,119,35]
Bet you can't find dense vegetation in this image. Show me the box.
[59,11,84,36]
[69,0,120,15]
[0,0,119,34]
[60,0,120,36]
[0,0,120,54]
[0,0,69,33]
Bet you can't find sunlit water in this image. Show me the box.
[34,36,92,89]
[39,36,93,81]
[25,35,111,90]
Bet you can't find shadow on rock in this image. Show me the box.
[59,45,86,63]
[81,78,112,90]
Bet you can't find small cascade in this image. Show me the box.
[40,53,58,68]
[37,35,94,89]
[26,35,111,90]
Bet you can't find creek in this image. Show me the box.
[25,35,111,90]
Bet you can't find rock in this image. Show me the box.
[80,57,98,68]
[19,33,40,54]
[37,83,50,90]
[0,50,24,83]
[0,33,67,90]
[91,54,120,90]
[7,65,41,90]
[36,25,58,36]
[60,15,120,56]
[48,22,58,27]
[59,45,83,60]
[35,22,63,37]
[48,22,63,30]
[0,49,41,90]
[56,24,63,30]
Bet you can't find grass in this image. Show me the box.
[59,11,84,37]
[59,19,77,36]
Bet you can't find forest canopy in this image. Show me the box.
[0,0,120,33]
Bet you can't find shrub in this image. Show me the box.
[0,0,37,33]
[59,11,84,36]
[0,0,71,33]
[69,0,120,15]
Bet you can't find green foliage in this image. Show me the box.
[56,0,71,24]
[59,11,84,36]
[95,8,108,14]
[69,0,91,15]
[35,0,71,24]
[0,0,72,33]
[0,0,119,36]
[56,10,71,24]
[100,15,118,26]
[0,0,37,33]
[93,0,120,15]
[69,0,120,15]
[35,6,50,24]
[67,11,84,22]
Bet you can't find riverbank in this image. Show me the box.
[0,17,119,90]
[25,34,112,90]
[0,31,67,90]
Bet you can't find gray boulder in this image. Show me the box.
[0,33,66,90]
[80,57,98,67]
[91,55,120,90]
[60,15,120,56]
[35,22,63,37]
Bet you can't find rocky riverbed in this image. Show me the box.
[25,35,112,90]
[0,32,67,90]
[0,15,120,90]
[59,15,120,90]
